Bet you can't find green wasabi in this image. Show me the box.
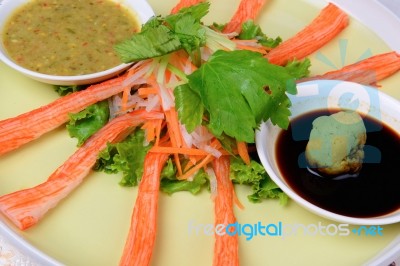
[305,110,366,176]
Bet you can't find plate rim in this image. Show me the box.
[1,0,400,265]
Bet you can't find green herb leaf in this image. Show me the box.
[166,2,210,25]
[115,25,182,63]
[239,20,282,48]
[172,13,206,66]
[161,165,208,195]
[94,130,151,186]
[174,83,204,132]
[230,157,288,204]
[211,22,226,32]
[66,101,109,146]
[284,58,311,79]
[114,2,210,63]
[183,49,296,142]
[53,84,86,96]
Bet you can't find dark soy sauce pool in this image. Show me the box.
[276,109,400,218]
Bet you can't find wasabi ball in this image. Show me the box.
[305,110,366,176]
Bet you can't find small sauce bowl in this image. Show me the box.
[0,0,154,85]
[256,80,400,225]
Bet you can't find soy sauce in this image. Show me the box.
[276,109,400,218]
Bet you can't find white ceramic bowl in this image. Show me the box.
[0,0,154,85]
[256,79,400,225]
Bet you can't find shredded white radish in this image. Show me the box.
[200,47,213,62]
[180,124,193,148]
[157,83,175,110]
[203,145,222,158]
[122,61,153,87]
[144,94,161,112]
[234,39,266,49]
[206,167,218,200]
[166,74,186,90]
[181,126,222,158]
[183,57,195,75]
[108,93,123,119]
[192,126,214,145]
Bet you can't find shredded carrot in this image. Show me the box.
[121,86,131,112]
[179,153,214,180]
[154,119,163,146]
[164,107,184,176]
[183,159,196,172]
[164,107,184,148]
[187,154,200,167]
[236,140,250,165]
[266,3,349,66]
[232,188,245,210]
[141,119,161,143]
[157,133,170,146]
[138,87,158,97]
[150,146,210,156]
[173,151,183,177]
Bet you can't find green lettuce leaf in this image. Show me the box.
[66,101,109,146]
[160,160,208,195]
[230,157,288,204]
[53,84,86,96]
[94,129,151,186]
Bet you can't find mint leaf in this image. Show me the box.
[166,2,210,25]
[171,13,206,66]
[115,25,181,62]
[173,14,206,50]
[66,101,109,146]
[141,16,163,31]
[184,50,296,142]
[114,2,210,63]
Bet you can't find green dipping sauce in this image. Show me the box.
[2,0,140,76]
